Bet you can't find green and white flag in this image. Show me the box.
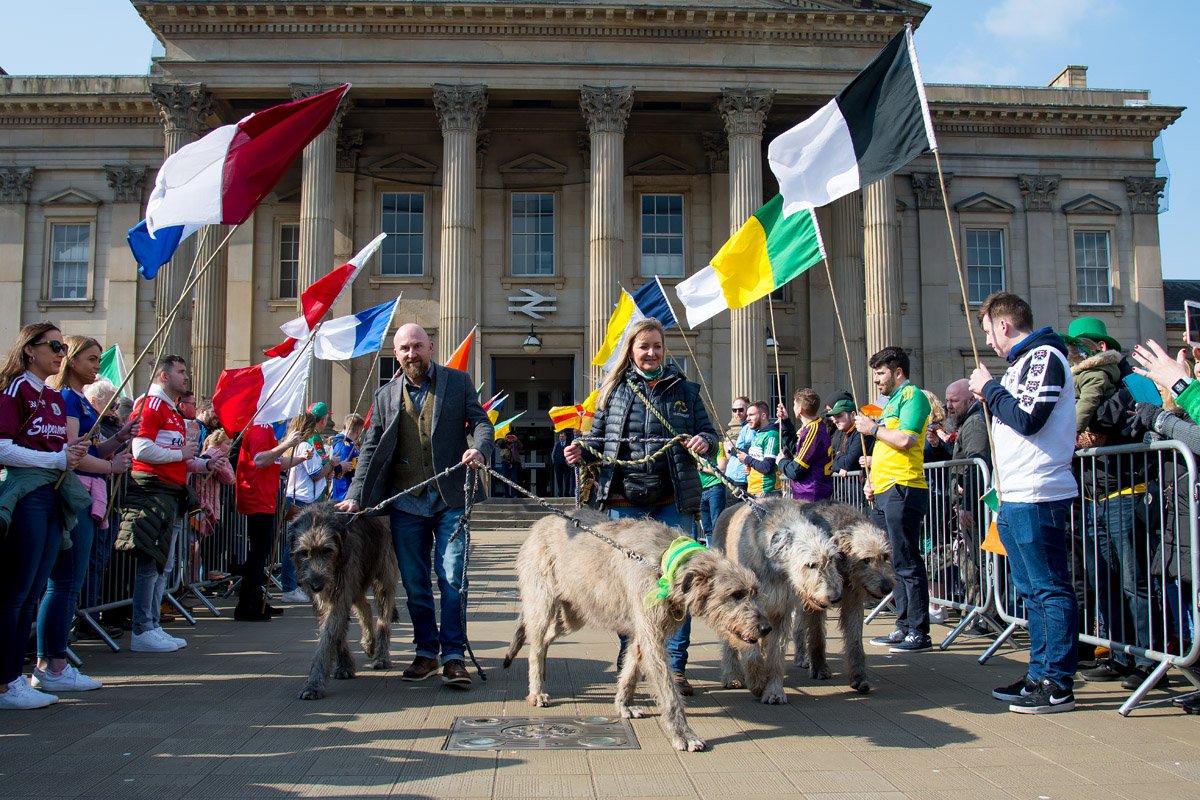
[98,344,130,397]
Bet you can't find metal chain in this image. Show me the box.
[451,466,486,681]
[349,462,466,518]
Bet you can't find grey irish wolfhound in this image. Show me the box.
[289,503,400,700]
[792,501,895,694]
[711,497,843,704]
[503,510,770,752]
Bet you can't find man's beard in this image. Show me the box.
[402,359,429,383]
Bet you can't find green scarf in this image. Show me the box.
[644,536,708,608]
[634,365,665,381]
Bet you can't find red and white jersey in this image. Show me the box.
[132,385,188,486]
[0,371,68,453]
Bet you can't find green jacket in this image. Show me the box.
[0,466,91,550]
[1072,350,1122,434]
[115,473,190,568]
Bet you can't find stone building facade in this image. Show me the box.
[0,1,1182,471]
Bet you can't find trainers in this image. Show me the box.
[401,656,440,681]
[929,605,949,625]
[441,659,472,688]
[889,632,934,654]
[1120,667,1170,691]
[870,629,906,647]
[0,677,57,710]
[672,672,695,697]
[31,664,102,692]
[155,628,188,649]
[131,630,179,653]
[1079,660,1128,683]
[1009,678,1074,714]
[280,588,310,604]
[992,675,1038,702]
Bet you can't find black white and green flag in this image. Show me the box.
[767,24,936,217]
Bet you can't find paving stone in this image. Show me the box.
[786,769,900,794]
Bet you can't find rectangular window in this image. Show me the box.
[1074,230,1112,305]
[640,194,685,277]
[965,228,1004,304]
[380,192,425,276]
[511,193,555,276]
[768,373,789,421]
[377,356,399,389]
[277,222,300,300]
[48,223,90,301]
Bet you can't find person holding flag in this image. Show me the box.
[280,403,340,605]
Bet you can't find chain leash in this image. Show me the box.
[349,463,467,519]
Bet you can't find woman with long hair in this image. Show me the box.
[31,336,136,691]
[280,403,339,604]
[564,318,717,694]
[0,323,88,709]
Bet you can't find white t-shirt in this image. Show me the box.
[286,441,327,504]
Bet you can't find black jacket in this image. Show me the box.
[830,427,869,474]
[585,365,717,514]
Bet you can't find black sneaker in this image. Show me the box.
[1009,679,1075,714]
[992,675,1038,702]
[1120,667,1170,691]
[870,629,906,647]
[1079,660,1128,683]
[889,632,933,654]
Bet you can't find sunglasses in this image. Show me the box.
[732,407,748,413]
[32,339,68,355]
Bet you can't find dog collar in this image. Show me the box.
[644,537,708,607]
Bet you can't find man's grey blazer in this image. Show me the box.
[347,364,494,512]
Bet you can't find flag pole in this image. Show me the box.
[352,292,403,415]
[235,329,320,440]
[766,295,786,442]
[822,257,863,412]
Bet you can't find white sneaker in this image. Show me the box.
[31,664,102,692]
[131,629,179,653]
[0,677,58,709]
[280,588,310,604]
[154,627,187,649]
[929,605,949,625]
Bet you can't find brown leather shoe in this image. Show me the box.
[673,672,695,697]
[401,656,440,681]
[441,659,472,688]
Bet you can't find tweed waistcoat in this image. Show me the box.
[390,381,435,494]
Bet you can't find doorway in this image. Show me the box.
[490,355,575,497]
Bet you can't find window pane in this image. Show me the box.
[49,223,90,300]
[1074,230,1111,305]
[768,373,789,418]
[965,228,1005,304]
[380,192,425,276]
[512,193,555,276]
[640,193,685,277]
[378,356,399,388]
[277,223,300,300]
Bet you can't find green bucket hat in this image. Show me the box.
[825,398,856,416]
[1067,317,1121,352]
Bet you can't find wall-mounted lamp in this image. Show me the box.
[765,327,779,349]
[522,324,542,354]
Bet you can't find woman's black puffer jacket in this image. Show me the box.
[585,364,717,514]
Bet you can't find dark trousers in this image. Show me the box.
[236,512,275,613]
[872,484,930,636]
[553,464,575,497]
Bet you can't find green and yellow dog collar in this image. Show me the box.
[644,537,708,608]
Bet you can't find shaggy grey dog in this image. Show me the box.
[503,509,770,752]
[711,497,843,704]
[793,500,895,694]
[289,503,400,700]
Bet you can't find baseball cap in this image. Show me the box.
[825,398,856,416]
[308,401,332,420]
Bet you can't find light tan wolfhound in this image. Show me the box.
[711,496,843,704]
[289,503,400,700]
[503,509,770,752]
[792,501,895,694]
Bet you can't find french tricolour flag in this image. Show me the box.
[212,338,314,435]
[312,298,399,361]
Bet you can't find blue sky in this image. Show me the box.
[3,0,1193,279]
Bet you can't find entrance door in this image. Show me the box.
[490,356,575,498]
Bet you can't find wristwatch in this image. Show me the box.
[1172,378,1192,398]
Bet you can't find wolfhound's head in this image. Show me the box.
[764,505,844,611]
[289,505,351,596]
[670,551,771,650]
[835,522,894,600]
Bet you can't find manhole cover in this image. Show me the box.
[445,716,639,750]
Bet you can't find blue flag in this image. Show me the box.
[632,277,678,329]
[312,298,399,360]
[127,219,200,279]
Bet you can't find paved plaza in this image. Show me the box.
[2,520,1198,800]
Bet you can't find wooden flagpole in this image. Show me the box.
[353,292,403,414]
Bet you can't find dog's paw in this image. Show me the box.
[674,735,707,752]
[298,686,325,700]
[618,705,646,719]
[809,665,832,680]
[761,690,788,705]
[794,654,810,669]
[333,667,355,680]
[371,658,389,671]
[527,693,551,707]
[850,679,872,694]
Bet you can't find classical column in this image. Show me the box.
[1018,174,1061,328]
[0,168,34,335]
[191,226,228,399]
[580,85,634,387]
[291,83,349,403]
[1126,176,1168,346]
[863,177,902,361]
[103,166,146,388]
[912,171,953,390]
[433,84,488,364]
[150,82,212,361]
[720,88,773,404]
[829,192,867,399]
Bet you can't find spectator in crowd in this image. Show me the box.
[190,428,235,586]
[737,401,780,498]
[778,388,833,502]
[329,413,364,503]
[551,430,575,498]
[944,378,992,620]
[117,355,220,653]
[280,403,339,604]
[720,396,753,501]
[923,391,953,464]
[564,318,716,696]
[193,401,220,451]
[35,337,134,691]
[500,432,523,491]
[116,396,135,427]
[969,292,1079,714]
[696,444,725,545]
[857,346,933,654]
[0,323,89,709]
[337,323,493,688]
[827,393,871,476]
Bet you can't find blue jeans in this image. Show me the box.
[1084,495,1153,669]
[82,516,116,611]
[610,502,693,674]
[0,486,63,683]
[390,506,467,664]
[37,508,96,659]
[132,520,180,635]
[997,499,1078,689]
[282,499,309,593]
[699,485,726,546]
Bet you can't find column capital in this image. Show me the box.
[719,88,774,138]
[336,128,364,172]
[105,165,146,204]
[579,85,634,134]
[1125,176,1167,214]
[576,131,592,162]
[476,130,493,158]
[432,84,488,133]
[911,171,951,210]
[149,82,213,136]
[290,83,353,130]
[701,131,729,172]
[1017,174,1060,212]
[0,167,34,204]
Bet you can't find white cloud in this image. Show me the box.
[983,0,1112,41]
[922,44,1021,85]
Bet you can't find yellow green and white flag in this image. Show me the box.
[590,290,645,371]
[674,194,825,328]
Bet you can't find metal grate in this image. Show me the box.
[445,716,640,751]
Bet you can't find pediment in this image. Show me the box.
[273,186,303,205]
[499,153,568,174]
[1062,194,1122,215]
[366,152,438,176]
[41,188,101,207]
[954,192,1015,214]
[629,154,694,175]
